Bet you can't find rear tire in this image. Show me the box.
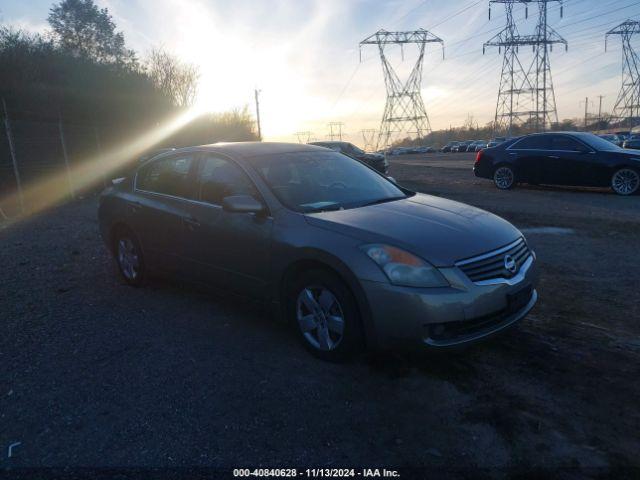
[493,165,516,190]
[113,227,146,286]
[611,168,639,196]
[288,269,363,362]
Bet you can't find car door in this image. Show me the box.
[183,154,273,298]
[133,153,199,276]
[541,135,594,186]
[506,135,550,183]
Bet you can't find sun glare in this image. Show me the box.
[0,107,200,222]
[166,2,336,141]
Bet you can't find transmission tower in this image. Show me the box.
[606,20,640,129]
[484,1,536,135]
[485,1,566,133]
[360,29,444,150]
[527,0,567,131]
[327,122,344,141]
[361,129,377,151]
[295,131,313,143]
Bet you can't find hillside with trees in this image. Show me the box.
[0,0,257,156]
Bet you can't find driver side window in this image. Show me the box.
[198,156,258,206]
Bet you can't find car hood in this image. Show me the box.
[305,193,522,267]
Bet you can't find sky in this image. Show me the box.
[1,0,639,145]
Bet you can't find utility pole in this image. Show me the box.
[582,97,589,130]
[585,97,589,130]
[580,97,594,130]
[597,95,605,127]
[254,88,262,141]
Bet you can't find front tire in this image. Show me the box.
[113,227,146,286]
[288,269,363,362]
[493,165,516,190]
[611,168,639,196]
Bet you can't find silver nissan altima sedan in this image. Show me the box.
[98,142,537,361]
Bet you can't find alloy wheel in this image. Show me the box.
[611,169,639,195]
[296,286,345,351]
[494,166,515,189]
[117,237,140,281]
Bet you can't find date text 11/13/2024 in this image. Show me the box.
[233,468,401,477]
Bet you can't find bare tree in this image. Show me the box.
[146,48,199,107]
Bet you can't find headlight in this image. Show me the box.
[361,244,449,288]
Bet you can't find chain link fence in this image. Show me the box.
[1,100,108,218]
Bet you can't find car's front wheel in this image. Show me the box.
[611,168,639,195]
[113,227,146,286]
[289,269,363,362]
[493,165,516,190]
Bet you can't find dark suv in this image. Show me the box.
[309,141,389,174]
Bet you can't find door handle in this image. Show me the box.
[548,155,560,160]
[183,216,201,230]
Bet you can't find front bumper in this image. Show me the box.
[359,255,538,349]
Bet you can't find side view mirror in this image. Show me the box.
[222,195,264,214]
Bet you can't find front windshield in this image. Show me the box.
[580,133,622,151]
[249,151,408,212]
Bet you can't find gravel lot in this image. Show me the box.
[1,152,639,476]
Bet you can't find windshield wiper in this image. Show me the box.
[359,196,406,208]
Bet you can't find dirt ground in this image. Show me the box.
[1,152,639,477]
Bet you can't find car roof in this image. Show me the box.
[158,141,330,160]
[522,131,587,136]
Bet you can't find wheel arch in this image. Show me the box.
[610,162,640,172]
[277,252,377,349]
[493,160,517,171]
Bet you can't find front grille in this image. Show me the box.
[456,238,531,283]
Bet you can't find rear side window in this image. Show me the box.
[511,135,549,150]
[548,135,586,151]
[136,155,196,199]
[198,156,259,205]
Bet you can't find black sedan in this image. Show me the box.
[474,132,640,195]
[309,141,388,174]
[622,136,640,150]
